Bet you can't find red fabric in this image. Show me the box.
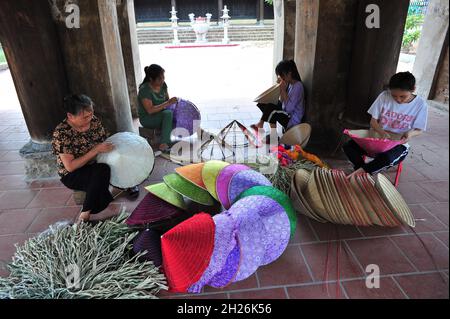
[161,213,215,293]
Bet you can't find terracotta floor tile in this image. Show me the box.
[345,237,416,275]
[289,215,319,244]
[391,234,449,271]
[394,273,449,299]
[0,151,23,162]
[286,283,345,299]
[301,242,364,281]
[357,225,410,237]
[29,179,64,189]
[418,181,449,202]
[0,208,41,235]
[0,233,32,261]
[396,182,437,205]
[409,205,448,233]
[342,277,406,299]
[27,188,73,209]
[0,161,25,175]
[422,202,449,226]
[308,221,364,241]
[26,206,81,234]
[0,189,38,210]
[410,164,449,182]
[228,288,287,299]
[204,274,259,293]
[257,246,313,287]
[434,232,449,248]
[0,174,29,191]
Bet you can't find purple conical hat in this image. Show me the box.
[230,195,290,266]
[216,164,250,209]
[133,229,162,267]
[188,213,237,293]
[228,169,272,205]
[166,99,201,135]
[126,192,185,226]
[209,243,241,288]
[227,209,266,282]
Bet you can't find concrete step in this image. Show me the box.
[136,26,274,44]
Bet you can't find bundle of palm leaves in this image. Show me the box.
[0,211,167,299]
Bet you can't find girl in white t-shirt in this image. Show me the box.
[343,72,428,177]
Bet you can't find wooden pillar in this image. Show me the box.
[344,0,410,127]
[282,0,296,60]
[218,0,223,24]
[117,0,141,119]
[273,0,284,83]
[51,0,134,134]
[0,0,69,144]
[256,0,265,25]
[294,0,359,153]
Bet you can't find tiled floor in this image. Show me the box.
[0,73,448,298]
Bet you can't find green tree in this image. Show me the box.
[265,0,273,5]
[402,14,425,48]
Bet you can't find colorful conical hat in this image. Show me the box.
[229,195,290,266]
[145,182,187,210]
[161,213,215,293]
[228,169,272,205]
[188,213,237,293]
[236,186,297,238]
[227,209,266,282]
[202,160,230,201]
[126,192,185,226]
[164,173,215,206]
[133,229,162,267]
[216,164,250,209]
[208,243,241,288]
[175,163,207,190]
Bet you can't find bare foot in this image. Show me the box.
[77,211,91,224]
[347,167,366,179]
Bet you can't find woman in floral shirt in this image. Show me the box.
[52,94,137,223]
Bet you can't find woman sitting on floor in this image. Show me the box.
[52,94,139,223]
[344,71,428,178]
[138,64,178,154]
[251,60,306,143]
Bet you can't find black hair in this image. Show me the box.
[141,64,165,85]
[63,94,94,115]
[389,72,416,91]
[275,60,302,82]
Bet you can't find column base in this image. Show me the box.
[19,140,58,181]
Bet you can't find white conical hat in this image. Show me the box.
[97,132,155,188]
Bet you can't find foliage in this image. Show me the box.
[402,14,425,48]
[264,0,273,5]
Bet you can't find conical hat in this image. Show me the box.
[164,173,215,206]
[175,163,207,190]
[254,83,281,104]
[161,213,215,293]
[349,175,381,226]
[97,132,155,188]
[208,243,241,288]
[375,173,415,227]
[237,186,297,238]
[133,229,162,267]
[291,169,328,223]
[188,213,236,293]
[202,160,230,201]
[126,192,185,226]
[145,182,187,210]
[280,123,312,148]
[229,195,290,266]
[216,164,250,209]
[228,170,272,205]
